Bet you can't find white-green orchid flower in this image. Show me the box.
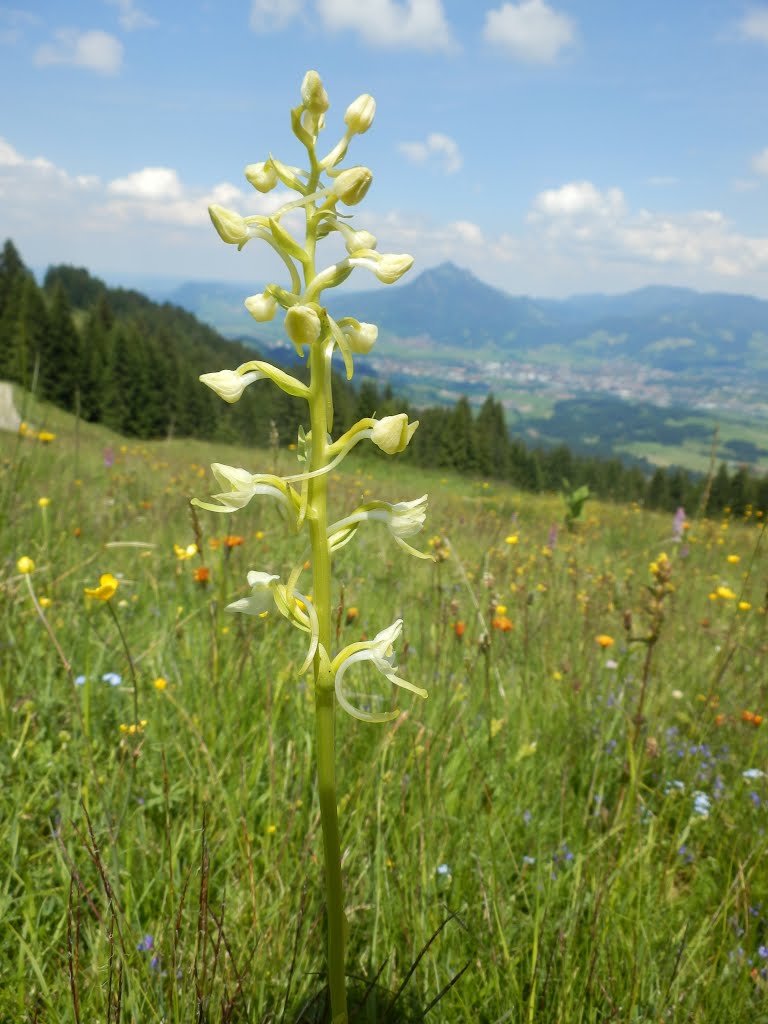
[200,360,309,403]
[327,495,432,558]
[331,619,427,723]
[227,570,319,673]
[192,465,298,517]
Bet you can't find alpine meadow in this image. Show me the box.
[2,65,768,1024]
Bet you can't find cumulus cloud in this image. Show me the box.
[531,181,626,219]
[398,133,463,173]
[108,167,184,201]
[484,0,576,63]
[34,28,123,74]
[752,147,768,175]
[250,0,305,32]
[738,7,768,43]
[0,135,99,189]
[105,0,158,32]
[528,179,768,279]
[102,168,291,229]
[317,0,456,52]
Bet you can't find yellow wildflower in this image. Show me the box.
[153,676,168,691]
[716,585,736,600]
[505,534,519,545]
[17,556,35,574]
[38,496,51,508]
[726,554,740,565]
[38,430,55,443]
[84,573,119,601]
[595,634,615,648]
[174,543,198,560]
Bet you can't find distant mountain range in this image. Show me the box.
[163,260,768,377]
[159,262,768,472]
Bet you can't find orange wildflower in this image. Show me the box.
[454,620,466,638]
[193,566,211,585]
[492,615,513,632]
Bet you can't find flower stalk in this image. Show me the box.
[194,71,430,1022]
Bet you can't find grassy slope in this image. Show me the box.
[2,390,768,1022]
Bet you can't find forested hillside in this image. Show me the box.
[1,239,767,515]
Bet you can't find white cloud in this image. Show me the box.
[738,7,768,43]
[752,147,768,175]
[531,181,625,219]
[34,29,124,74]
[484,0,576,63]
[398,132,463,173]
[102,167,291,230]
[108,167,183,201]
[317,0,456,52]
[528,179,768,279]
[250,0,305,32]
[105,0,157,31]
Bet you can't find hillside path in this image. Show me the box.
[0,381,21,432]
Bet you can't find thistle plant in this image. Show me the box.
[193,70,430,1022]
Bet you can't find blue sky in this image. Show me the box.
[2,0,768,298]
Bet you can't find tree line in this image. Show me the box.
[1,238,766,517]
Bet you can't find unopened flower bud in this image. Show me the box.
[344,321,378,354]
[244,292,279,322]
[245,160,278,193]
[199,368,263,403]
[333,166,372,207]
[371,414,419,455]
[285,305,322,351]
[344,94,376,135]
[209,205,250,246]
[301,70,329,114]
[344,228,377,254]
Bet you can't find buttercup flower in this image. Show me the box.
[84,573,119,601]
[174,543,198,560]
[17,556,35,575]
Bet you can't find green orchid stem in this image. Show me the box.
[308,324,348,1020]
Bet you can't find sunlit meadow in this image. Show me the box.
[1,382,767,1022]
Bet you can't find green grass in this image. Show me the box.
[2,390,768,1022]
